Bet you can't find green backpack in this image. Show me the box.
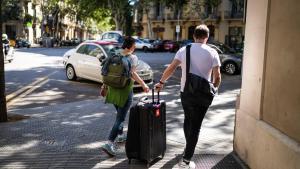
[101,53,131,88]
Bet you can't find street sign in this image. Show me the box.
[176,25,180,33]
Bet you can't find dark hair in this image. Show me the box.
[194,25,209,39]
[122,36,135,49]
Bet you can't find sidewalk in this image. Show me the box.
[0,77,246,168]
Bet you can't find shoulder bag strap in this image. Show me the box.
[185,44,192,85]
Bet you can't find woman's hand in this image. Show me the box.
[142,84,150,93]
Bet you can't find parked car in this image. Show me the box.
[62,41,153,88]
[163,40,180,52]
[152,40,164,51]
[207,43,242,75]
[15,38,31,48]
[134,38,154,52]
[100,31,124,44]
[179,39,193,48]
[141,38,155,44]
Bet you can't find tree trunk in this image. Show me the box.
[0,0,8,122]
[114,17,120,31]
[145,10,153,39]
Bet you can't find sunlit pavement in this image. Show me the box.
[1,48,246,168]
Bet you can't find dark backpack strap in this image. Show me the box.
[186,44,192,85]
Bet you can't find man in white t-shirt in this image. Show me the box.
[155,24,221,169]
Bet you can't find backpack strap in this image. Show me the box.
[122,55,132,77]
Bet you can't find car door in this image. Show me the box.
[135,39,143,49]
[72,44,89,78]
[83,44,106,82]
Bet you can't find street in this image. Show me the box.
[5,47,240,110]
[1,47,242,168]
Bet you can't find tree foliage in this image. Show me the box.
[1,0,22,22]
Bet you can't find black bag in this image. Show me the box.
[183,44,217,107]
[126,89,166,167]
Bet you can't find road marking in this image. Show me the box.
[7,79,49,107]
[6,71,57,106]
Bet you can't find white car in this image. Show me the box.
[62,41,153,87]
[134,38,154,52]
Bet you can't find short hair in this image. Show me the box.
[122,36,135,49]
[194,24,209,39]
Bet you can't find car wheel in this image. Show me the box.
[224,62,237,75]
[143,46,148,52]
[66,65,77,80]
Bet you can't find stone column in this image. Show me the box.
[234,0,300,168]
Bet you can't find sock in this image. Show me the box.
[183,159,190,165]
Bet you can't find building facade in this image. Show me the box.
[2,0,96,45]
[2,0,43,44]
[137,0,245,49]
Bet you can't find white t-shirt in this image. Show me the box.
[174,43,221,92]
[128,54,138,67]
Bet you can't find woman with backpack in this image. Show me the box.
[101,36,150,156]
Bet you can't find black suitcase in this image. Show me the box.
[126,89,166,167]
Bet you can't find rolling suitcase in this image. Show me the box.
[126,89,166,167]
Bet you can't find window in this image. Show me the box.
[87,45,104,57]
[77,45,88,54]
[102,45,120,57]
[209,45,223,54]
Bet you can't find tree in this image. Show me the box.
[135,0,153,38]
[1,0,22,22]
[0,0,8,122]
[68,0,134,35]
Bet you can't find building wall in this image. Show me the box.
[262,0,300,142]
[234,0,300,168]
[141,0,245,46]
[3,0,42,44]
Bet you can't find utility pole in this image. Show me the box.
[176,10,180,41]
[0,0,8,122]
[176,0,181,41]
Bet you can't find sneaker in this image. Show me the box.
[115,134,127,143]
[176,158,196,169]
[101,143,116,156]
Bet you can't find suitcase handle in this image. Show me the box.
[152,88,160,104]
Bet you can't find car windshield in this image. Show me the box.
[101,44,120,57]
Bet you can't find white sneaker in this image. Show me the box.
[116,134,127,143]
[176,158,196,169]
[101,142,117,156]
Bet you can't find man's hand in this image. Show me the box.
[154,83,164,92]
[142,84,150,93]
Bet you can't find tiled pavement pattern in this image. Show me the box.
[0,77,246,168]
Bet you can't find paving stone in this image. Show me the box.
[0,76,246,168]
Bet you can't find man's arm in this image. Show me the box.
[155,59,181,91]
[160,59,181,83]
[212,66,221,88]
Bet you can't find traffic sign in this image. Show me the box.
[176,25,180,33]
